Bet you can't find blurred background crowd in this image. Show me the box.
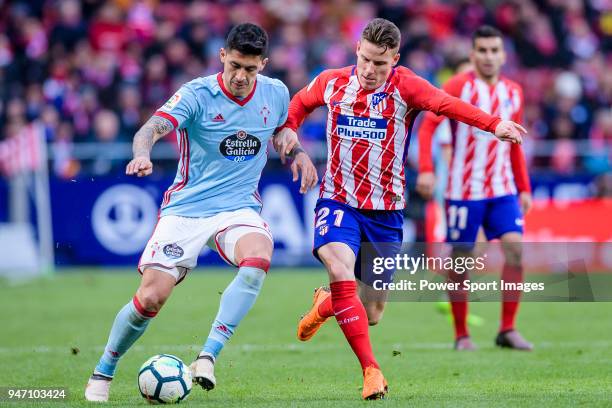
[0,0,610,180]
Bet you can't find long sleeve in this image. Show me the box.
[401,73,501,134]
[416,73,469,173]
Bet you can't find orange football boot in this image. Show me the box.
[362,366,388,400]
[297,286,331,341]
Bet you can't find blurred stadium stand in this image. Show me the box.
[0,0,610,269]
[0,0,610,177]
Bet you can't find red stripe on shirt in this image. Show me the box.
[162,130,185,207]
[326,77,352,203]
[483,84,500,198]
[162,129,190,207]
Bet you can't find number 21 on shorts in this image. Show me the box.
[315,207,344,228]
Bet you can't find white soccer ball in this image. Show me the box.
[138,354,192,404]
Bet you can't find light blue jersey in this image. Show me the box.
[154,73,289,217]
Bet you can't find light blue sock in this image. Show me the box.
[95,298,154,377]
[203,264,267,358]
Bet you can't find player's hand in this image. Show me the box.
[416,172,436,200]
[494,120,526,145]
[519,191,532,215]
[126,156,153,177]
[273,128,299,164]
[291,151,318,194]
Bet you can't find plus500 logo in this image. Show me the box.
[336,115,387,140]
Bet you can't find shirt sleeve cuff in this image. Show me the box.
[154,111,178,128]
[488,118,501,133]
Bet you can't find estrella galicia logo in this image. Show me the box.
[371,92,388,107]
[219,130,261,162]
[163,243,184,259]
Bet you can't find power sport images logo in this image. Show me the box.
[219,130,262,162]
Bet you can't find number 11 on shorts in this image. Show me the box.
[448,205,468,230]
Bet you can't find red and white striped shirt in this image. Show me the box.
[418,71,530,200]
[0,123,43,177]
[285,66,502,210]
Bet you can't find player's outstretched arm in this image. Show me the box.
[126,116,174,177]
[405,75,526,145]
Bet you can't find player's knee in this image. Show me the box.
[506,253,522,267]
[236,234,273,264]
[136,269,174,313]
[240,249,272,264]
[326,261,353,281]
[503,245,522,266]
[135,289,168,313]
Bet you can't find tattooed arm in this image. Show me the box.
[126,115,175,177]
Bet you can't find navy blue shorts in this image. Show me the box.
[312,198,403,286]
[446,194,523,248]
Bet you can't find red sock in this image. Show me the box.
[501,263,523,332]
[450,300,469,339]
[448,270,469,339]
[317,294,334,318]
[330,280,379,372]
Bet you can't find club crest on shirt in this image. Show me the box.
[372,92,388,108]
[318,225,329,236]
[163,93,182,111]
[260,106,271,126]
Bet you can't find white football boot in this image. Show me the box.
[85,373,112,402]
[190,352,216,391]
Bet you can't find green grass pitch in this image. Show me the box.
[1,269,611,407]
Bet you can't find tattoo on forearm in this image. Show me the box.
[132,116,174,158]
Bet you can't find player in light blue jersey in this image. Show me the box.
[85,23,318,402]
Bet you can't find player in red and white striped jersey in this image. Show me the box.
[282,58,523,212]
[274,19,525,399]
[417,26,533,351]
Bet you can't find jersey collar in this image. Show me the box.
[217,73,257,106]
[470,70,502,88]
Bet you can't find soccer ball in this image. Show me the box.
[138,354,192,404]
